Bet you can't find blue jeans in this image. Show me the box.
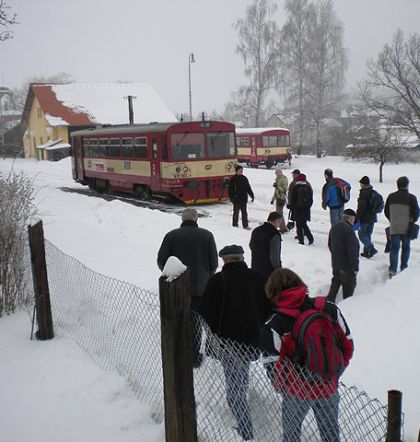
[221,358,253,440]
[358,222,375,254]
[282,390,340,442]
[329,207,344,225]
[389,234,411,273]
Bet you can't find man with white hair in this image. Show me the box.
[157,208,218,367]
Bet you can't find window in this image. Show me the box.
[83,138,90,156]
[109,138,121,157]
[121,138,133,158]
[170,133,205,160]
[237,136,249,147]
[99,138,109,156]
[37,108,42,118]
[207,132,236,158]
[134,137,147,158]
[262,136,278,147]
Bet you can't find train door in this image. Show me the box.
[150,135,161,191]
[72,137,84,181]
[251,135,257,161]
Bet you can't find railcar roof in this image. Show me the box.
[236,127,289,135]
[71,123,176,137]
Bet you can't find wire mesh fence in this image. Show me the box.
[36,238,395,441]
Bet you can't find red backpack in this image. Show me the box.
[278,297,346,381]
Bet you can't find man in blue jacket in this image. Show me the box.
[322,168,351,225]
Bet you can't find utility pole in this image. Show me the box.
[188,53,195,121]
[124,95,137,124]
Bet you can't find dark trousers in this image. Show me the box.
[389,234,411,273]
[358,222,376,255]
[326,268,357,303]
[296,218,314,244]
[232,201,249,228]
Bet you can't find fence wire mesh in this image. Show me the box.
[38,239,397,441]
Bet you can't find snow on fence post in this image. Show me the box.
[159,268,197,442]
[386,390,402,442]
[28,220,54,340]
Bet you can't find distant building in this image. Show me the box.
[22,83,177,160]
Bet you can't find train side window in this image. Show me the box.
[152,141,158,159]
[238,136,249,147]
[262,136,277,147]
[122,137,133,158]
[90,139,99,157]
[99,138,109,156]
[110,138,121,157]
[83,139,90,156]
[134,137,147,158]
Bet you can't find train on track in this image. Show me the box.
[236,127,292,169]
[70,120,237,204]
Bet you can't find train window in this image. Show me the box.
[122,138,133,157]
[279,134,290,146]
[83,138,90,156]
[262,136,278,147]
[207,132,236,158]
[237,136,249,147]
[170,133,205,160]
[134,137,147,158]
[110,138,121,157]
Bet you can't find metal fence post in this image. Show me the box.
[159,269,197,442]
[28,220,54,340]
[386,390,402,442]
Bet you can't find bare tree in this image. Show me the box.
[279,0,316,154]
[360,29,420,142]
[345,120,405,183]
[305,0,348,158]
[0,0,17,41]
[0,169,36,316]
[233,0,280,126]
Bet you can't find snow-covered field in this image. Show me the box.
[1,155,419,441]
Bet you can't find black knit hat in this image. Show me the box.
[292,169,300,174]
[343,208,356,217]
[219,244,245,257]
[235,164,243,172]
[359,176,370,185]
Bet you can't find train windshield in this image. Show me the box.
[171,133,205,160]
[207,132,236,158]
[262,134,290,147]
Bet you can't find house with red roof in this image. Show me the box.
[22,83,177,160]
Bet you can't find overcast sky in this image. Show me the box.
[1,0,420,117]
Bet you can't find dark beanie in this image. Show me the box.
[219,244,245,257]
[343,208,356,217]
[359,176,370,185]
[235,164,243,172]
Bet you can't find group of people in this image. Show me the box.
[156,167,418,441]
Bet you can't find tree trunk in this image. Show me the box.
[379,161,385,183]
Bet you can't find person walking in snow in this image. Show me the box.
[260,268,354,442]
[322,168,351,225]
[326,209,360,303]
[249,211,283,278]
[288,173,314,245]
[384,176,419,279]
[228,165,254,230]
[356,176,379,259]
[201,244,270,441]
[271,166,289,233]
[157,208,218,367]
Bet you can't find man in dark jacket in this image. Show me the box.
[228,165,254,230]
[326,208,360,303]
[249,211,282,277]
[288,173,314,245]
[384,176,419,278]
[201,245,270,441]
[357,176,378,259]
[157,208,218,366]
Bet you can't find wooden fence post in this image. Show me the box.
[28,220,54,340]
[159,269,197,442]
[386,389,402,442]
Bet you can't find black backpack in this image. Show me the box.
[296,185,312,209]
[369,190,384,214]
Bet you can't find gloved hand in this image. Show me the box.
[273,183,277,188]
[286,204,291,210]
[251,198,254,203]
[270,200,274,205]
[322,203,327,210]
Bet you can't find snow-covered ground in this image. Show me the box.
[0,155,419,441]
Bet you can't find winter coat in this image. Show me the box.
[260,285,354,399]
[200,261,271,349]
[357,186,377,224]
[228,174,254,204]
[384,188,419,235]
[157,220,218,298]
[322,177,350,209]
[289,176,313,222]
[249,222,282,277]
[328,219,360,272]
[271,174,288,203]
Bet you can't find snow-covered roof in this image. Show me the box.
[25,83,177,127]
[236,127,289,135]
[37,138,70,150]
